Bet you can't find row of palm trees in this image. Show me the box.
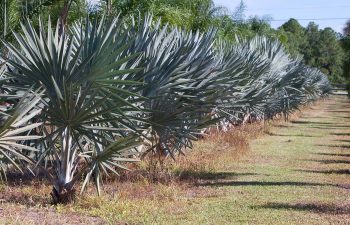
[0,15,331,203]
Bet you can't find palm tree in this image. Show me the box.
[2,16,144,203]
[121,15,224,158]
[0,87,43,181]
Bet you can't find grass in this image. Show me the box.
[0,95,349,224]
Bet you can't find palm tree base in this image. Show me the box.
[51,186,76,204]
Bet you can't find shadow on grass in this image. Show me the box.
[298,117,325,119]
[334,140,350,143]
[178,171,258,181]
[308,159,350,164]
[316,144,350,149]
[315,153,350,157]
[4,171,51,187]
[198,180,337,188]
[0,171,51,206]
[333,115,350,118]
[307,126,349,130]
[290,121,334,125]
[254,202,350,214]
[333,116,350,120]
[264,131,319,137]
[296,169,350,175]
[0,190,51,206]
[326,125,350,128]
[273,124,292,128]
[330,132,350,136]
[326,110,350,113]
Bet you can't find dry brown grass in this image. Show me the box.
[111,121,269,186]
[0,121,268,213]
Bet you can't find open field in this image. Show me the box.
[0,95,349,224]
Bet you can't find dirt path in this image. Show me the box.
[0,95,349,224]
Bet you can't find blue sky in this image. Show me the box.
[213,0,349,33]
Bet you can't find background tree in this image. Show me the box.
[104,0,227,31]
[278,18,306,56]
[344,19,350,36]
[341,19,350,95]
[279,20,345,83]
[0,0,88,46]
[318,28,344,81]
[2,0,347,84]
[302,23,344,82]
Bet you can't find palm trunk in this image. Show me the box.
[3,0,7,38]
[51,127,76,204]
[58,0,72,35]
[106,0,113,16]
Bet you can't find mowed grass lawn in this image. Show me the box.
[0,95,349,224]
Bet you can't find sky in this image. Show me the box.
[213,0,349,33]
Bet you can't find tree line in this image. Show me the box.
[0,0,349,84]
